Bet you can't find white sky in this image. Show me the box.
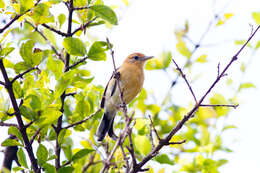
[1,0,260,172]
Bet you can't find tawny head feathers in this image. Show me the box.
[123,53,153,67]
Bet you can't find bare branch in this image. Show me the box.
[200,104,239,109]
[0,122,18,127]
[166,140,186,145]
[171,58,197,103]
[0,81,5,86]
[130,25,260,173]
[41,24,68,37]
[73,6,89,10]
[30,128,41,145]
[126,128,137,168]
[11,67,39,83]
[64,109,101,129]
[148,115,160,141]
[64,92,76,97]
[120,144,130,171]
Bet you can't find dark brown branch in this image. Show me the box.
[64,92,76,97]
[30,128,41,145]
[73,6,89,10]
[200,104,239,108]
[42,24,68,37]
[11,66,39,83]
[25,121,34,128]
[166,140,186,145]
[120,145,130,171]
[130,25,260,173]
[0,0,41,34]
[0,81,5,86]
[126,128,137,168]
[171,58,197,103]
[0,122,18,127]
[25,21,61,58]
[70,17,98,36]
[0,59,40,172]
[68,56,89,69]
[64,109,101,129]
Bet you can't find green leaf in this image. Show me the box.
[31,3,55,24]
[72,148,95,162]
[17,148,28,168]
[8,126,23,143]
[57,166,74,173]
[20,0,34,14]
[88,41,109,61]
[46,56,64,79]
[0,0,5,9]
[37,144,48,165]
[176,40,191,58]
[210,93,229,117]
[14,62,31,73]
[196,54,207,63]
[222,125,237,131]
[154,154,174,165]
[1,138,22,146]
[0,47,15,58]
[58,129,72,145]
[20,40,34,65]
[255,40,260,50]
[89,5,118,25]
[20,105,37,120]
[134,135,151,155]
[238,82,256,91]
[252,12,260,24]
[13,80,23,99]
[54,71,75,99]
[145,52,171,70]
[58,14,66,28]
[42,163,56,173]
[38,106,62,127]
[63,37,86,56]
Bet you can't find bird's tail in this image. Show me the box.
[96,112,118,141]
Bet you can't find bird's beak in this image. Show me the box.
[142,56,154,61]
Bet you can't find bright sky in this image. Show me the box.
[87,0,260,172]
[1,0,260,172]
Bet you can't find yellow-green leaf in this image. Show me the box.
[238,82,255,91]
[134,135,151,155]
[196,54,207,63]
[252,12,260,24]
[89,5,118,25]
[176,41,191,58]
[63,37,86,56]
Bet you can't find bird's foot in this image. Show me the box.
[113,71,120,79]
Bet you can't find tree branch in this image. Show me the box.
[73,6,89,10]
[41,24,68,37]
[70,17,98,36]
[30,128,41,145]
[0,81,5,86]
[0,59,40,172]
[68,56,89,70]
[11,66,39,83]
[130,25,260,173]
[200,104,239,108]
[0,122,18,127]
[64,109,101,129]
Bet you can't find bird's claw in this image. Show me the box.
[113,71,120,79]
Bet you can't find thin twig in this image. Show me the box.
[0,122,18,127]
[127,128,137,168]
[120,144,130,171]
[166,140,186,145]
[73,6,89,10]
[148,115,160,141]
[68,56,89,70]
[25,121,34,128]
[200,104,239,108]
[11,67,39,83]
[71,17,98,36]
[130,25,260,173]
[41,24,68,37]
[64,109,101,129]
[0,81,5,86]
[0,0,41,34]
[30,128,41,145]
[171,58,197,103]
[64,92,76,97]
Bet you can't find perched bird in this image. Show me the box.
[96,53,153,141]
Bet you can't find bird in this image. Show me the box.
[96,53,153,141]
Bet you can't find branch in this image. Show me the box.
[148,115,160,141]
[41,24,68,37]
[25,21,61,59]
[200,104,239,109]
[171,58,197,103]
[0,0,41,34]
[130,25,260,173]
[73,6,89,10]
[68,56,89,70]
[11,66,39,83]
[64,109,101,129]
[30,128,41,145]
[0,122,18,127]
[0,59,40,172]
[0,81,5,86]
[70,17,98,36]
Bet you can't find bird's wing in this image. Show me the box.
[100,68,120,108]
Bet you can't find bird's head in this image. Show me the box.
[123,53,153,67]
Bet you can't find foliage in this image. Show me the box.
[0,0,259,173]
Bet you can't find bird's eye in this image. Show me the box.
[134,56,139,60]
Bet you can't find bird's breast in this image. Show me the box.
[119,65,144,104]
